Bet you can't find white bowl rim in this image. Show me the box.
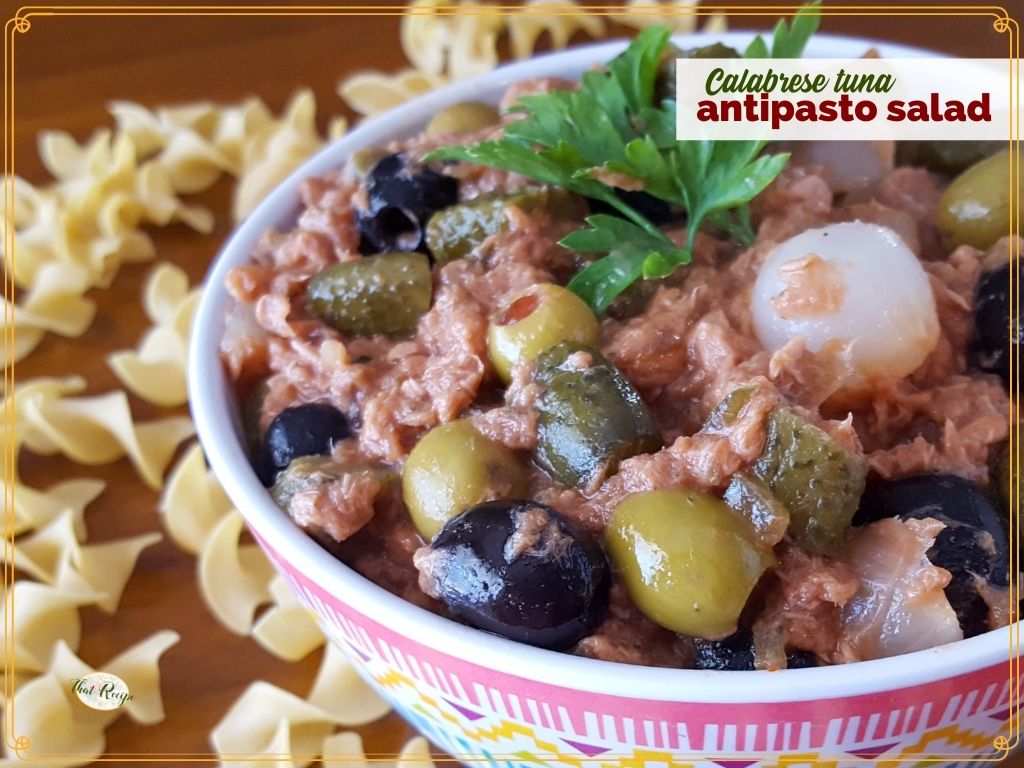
[189,29,1017,705]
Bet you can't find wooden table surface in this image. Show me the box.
[8,0,1019,764]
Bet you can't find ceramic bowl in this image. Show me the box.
[189,31,1019,768]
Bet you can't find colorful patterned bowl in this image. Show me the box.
[190,32,1019,768]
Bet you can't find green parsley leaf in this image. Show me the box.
[564,215,690,315]
[746,0,822,60]
[426,2,821,315]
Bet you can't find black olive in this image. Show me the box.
[356,207,423,255]
[366,153,459,217]
[586,190,675,226]
[416,500,610,650]
[785,649,819,669]
[693,632,755,670]
[358,153,459,254]
[970,260,1020,388]
[255,403,351,487]
[693,632,819,670]
[854,473,1010,637]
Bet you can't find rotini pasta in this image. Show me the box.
[210,680,344,765]
[4,91,334,361]
[8,475,104,538]
[108,262,198,407]
[306,643,391,727]
[4,261,95,365]
[612,0,726,34]
[3,674,106,766]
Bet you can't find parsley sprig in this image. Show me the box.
[427,2,821,314]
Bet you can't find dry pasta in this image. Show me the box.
[108,262,199,407]
[8,476,104,539]
[306,643,391,727]
[1,580,101,678]
[9,510,160,613]
[4,261,95,365]
[210,680,344,766]
[337,70,448,118]
[506,1,606,60]
[14,377,194,490]
[232,89,327,223]
[3,631,178,765]
[446,11,505,80]
[158,441,233,555]
[197,510,276,635]
[211,644,390,766]
[612,0,726,34]
[2,674,106,767]
[251,574,326,662]
[321,734,436,768]
[400,0,451,76]
[4,91,333,360]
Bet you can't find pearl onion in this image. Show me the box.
[751,222,940,383]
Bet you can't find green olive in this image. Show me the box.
[606,489,774,639]
[656,42,739,103]
[402,420,527,540]
[487,283,600,383]
[937,149,1019,250]
[425,102,501,138]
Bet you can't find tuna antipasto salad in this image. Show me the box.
[220,13,1019,670]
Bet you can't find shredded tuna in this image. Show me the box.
[504,505,573,561]
[772,253,846,318]
[573,584,693,668]
[753,545,860,666]
[288,470,381,543]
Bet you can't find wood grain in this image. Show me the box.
[6,1,1018,764]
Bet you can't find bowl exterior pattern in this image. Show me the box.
[253,532,1016,768]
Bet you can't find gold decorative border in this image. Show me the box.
[2,2,1020,764]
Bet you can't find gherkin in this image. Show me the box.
[753,407,866,555]
[425,187,585,264]
[307,251,431,337]
[534,341,661,490]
